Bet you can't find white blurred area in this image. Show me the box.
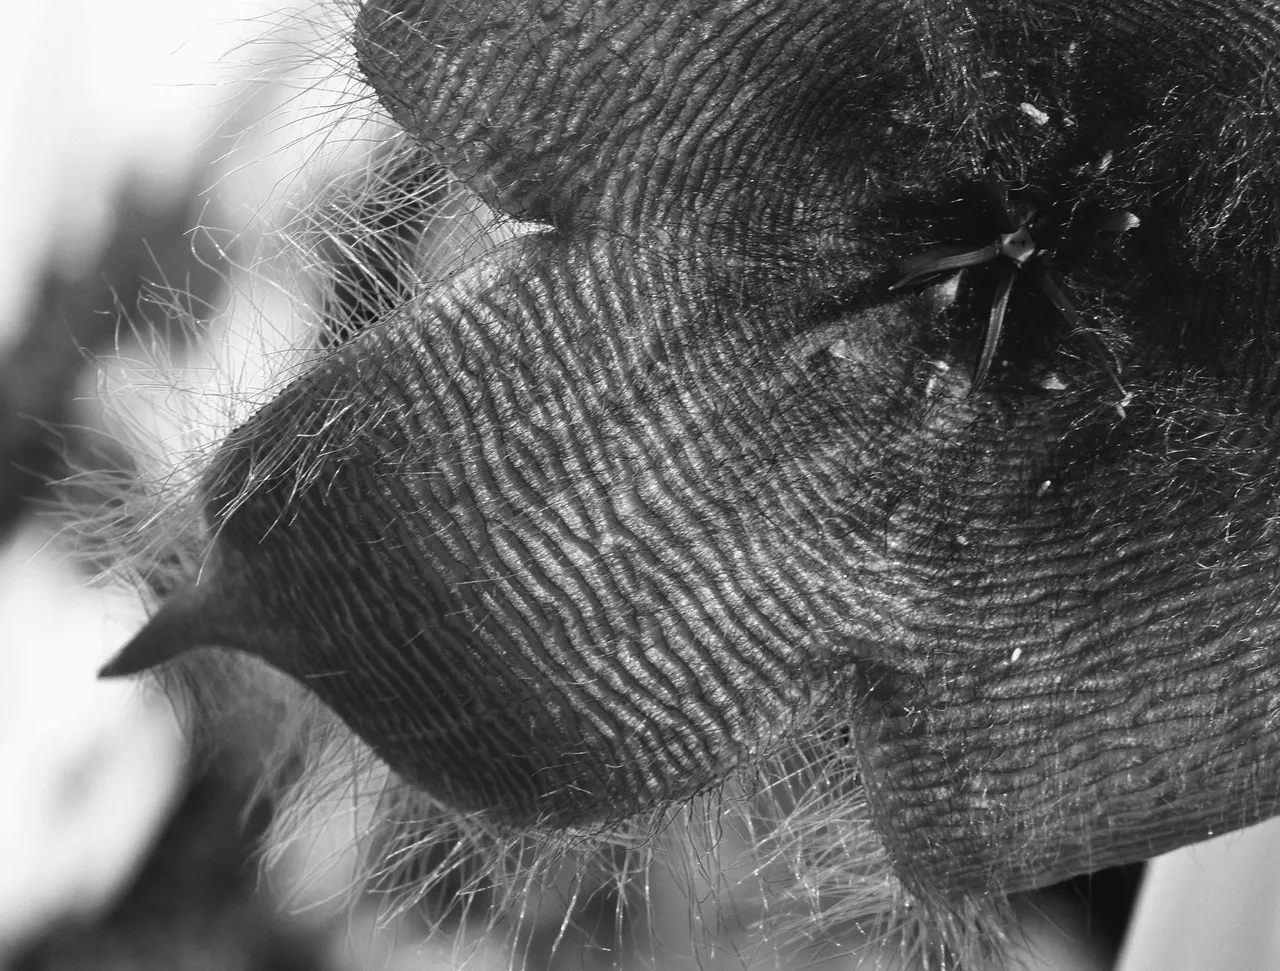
[1,0,280,338]
[0,0,339,957]
[0,1,1275,969]
[1118,815,1280,971]
[0,529,178,956]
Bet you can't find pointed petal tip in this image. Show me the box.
[97,586,229,680]
[98,621,182,680]
[98,647,143,679]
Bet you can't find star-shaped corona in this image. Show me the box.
[892,173,1139,397]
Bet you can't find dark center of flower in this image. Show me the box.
[891,173,1139,408]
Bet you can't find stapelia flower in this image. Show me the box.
[107,0,1280,965]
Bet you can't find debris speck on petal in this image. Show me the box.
[1019,102,1051,125]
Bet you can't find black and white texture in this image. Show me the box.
[61,0,1280,967]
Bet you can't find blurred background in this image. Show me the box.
[0,1,1272,968]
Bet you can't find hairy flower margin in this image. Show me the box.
[60,3,1034,966]
[74,0,1280,967]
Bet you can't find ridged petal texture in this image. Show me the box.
[115,0,1280,900]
